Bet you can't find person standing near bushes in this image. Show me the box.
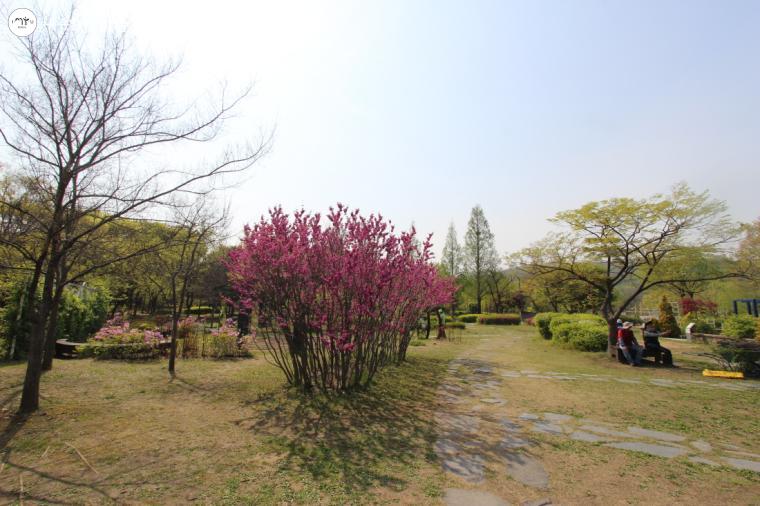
[617,321,643,366]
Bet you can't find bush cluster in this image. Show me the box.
[534,312,563,339]
[457,314,479,323]
[534,312,607,352]
[721,315,757,339]
[445,321,466,330]
[680,312,717,334]
[477,314,521,325]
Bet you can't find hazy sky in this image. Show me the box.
[5,0,760,259]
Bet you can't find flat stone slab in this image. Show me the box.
[444,488,510,506]
[435,438,462,455]
[722,457,760,472]
[580,425,630,438]
[474,367,494,375]
[530,422,564,435]
[521,499,552,506]
[543,412,572,423]
[691,440,713,452]
[519,413,539,421]
[480,398,506,405]
[569,430,611,443]
[688,456,719,466]
[726,450,760,460]
[504,452,550,489]
[501,434,534,449]
[605,441,688,458]
[500,418,522,432]
[500,371,522,378]
[441,453,485,483]
[439,414,481,433]
[627,426,686,442]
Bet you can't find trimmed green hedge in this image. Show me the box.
[458,314,479,323]
[445,321,466,330]
[534,312,562,339]
[478,314,521,325]
[550,320,608,352]
[534,312,607,352]
[722,315,757,339]
[549,313,607,339]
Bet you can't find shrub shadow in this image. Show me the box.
[235,355,451,494]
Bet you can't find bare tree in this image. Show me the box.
[0,10,268,413]
[147,197,228,376]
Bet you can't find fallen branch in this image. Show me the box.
[41,446,50,459]
[65,443,99,475]
[19,474,24,505]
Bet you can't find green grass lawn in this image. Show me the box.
[0,325,758,504]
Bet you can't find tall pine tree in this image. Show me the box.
[464,205,498,313]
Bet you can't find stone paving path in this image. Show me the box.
[436,337,760,506]
[494,368,760,392]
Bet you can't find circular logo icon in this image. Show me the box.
[8,8,37,37]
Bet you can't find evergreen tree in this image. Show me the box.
[440,222,463,276]
[464,205,498,313]
[658,295,681,338]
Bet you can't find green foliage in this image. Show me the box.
[477,313,521,325]
[79,342,160,360]
[445,321,466,330]
[547,313,605,338]
[680,312,717,334]
[657,295,681,338]
[721,315,757,339]
[0,280,34,359]
[56,286,110,342]
[711,340,760,376]
[550,320,608,352]
[457,314,480,323]
[177,332,250,358]
[534,312,563,339]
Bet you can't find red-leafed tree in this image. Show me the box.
[226,204,455,390]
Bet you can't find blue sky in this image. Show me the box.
[5,0,760,258]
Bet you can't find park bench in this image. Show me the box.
[55,339,82,358]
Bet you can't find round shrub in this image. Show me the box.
[548,313,604,338]
[477,313,521,325]
[722,315,757,339]
[551,320,608,352]
[458,314,479,323]
[445,321,466,330]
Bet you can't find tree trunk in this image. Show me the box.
[41,286,64,371]
[19,262,56,413]
[168,314,178,376]
[607,319,618,358]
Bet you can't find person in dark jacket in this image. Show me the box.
[642,320,673,366]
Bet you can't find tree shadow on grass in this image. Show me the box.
[234,355,451,494]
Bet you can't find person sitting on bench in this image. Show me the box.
[617,321,642,366]
[641,320,673,366]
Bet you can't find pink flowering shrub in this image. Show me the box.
[227,204,455,390]
[84,314,165,360]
